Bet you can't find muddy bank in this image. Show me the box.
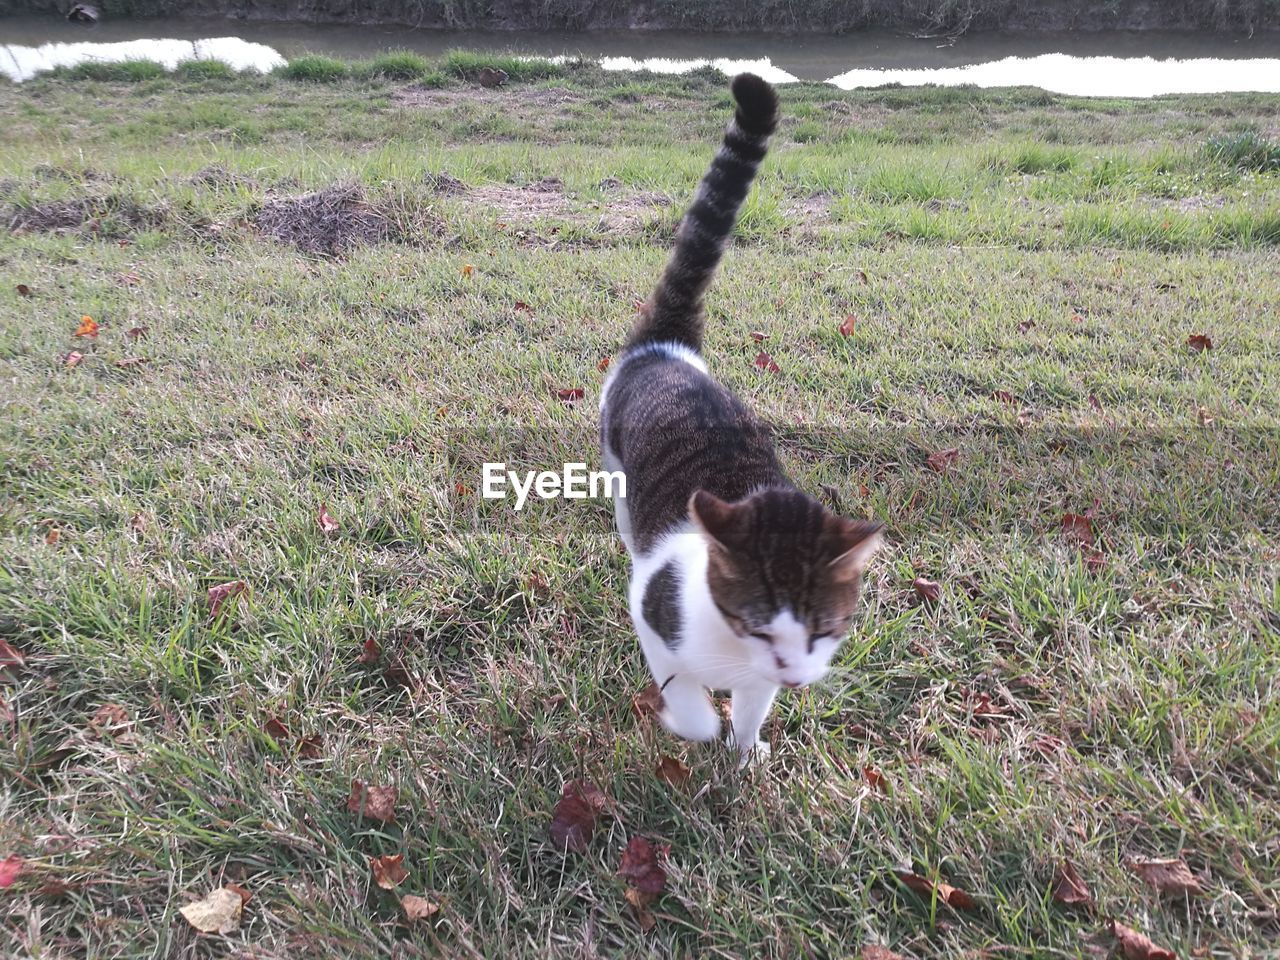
[3,0,1277,34]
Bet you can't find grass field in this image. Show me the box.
[1,57,1279,959]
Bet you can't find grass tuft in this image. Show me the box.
[277,54,351,83]
[440,49,564,83]
[357,50,433,81]
[174,59,238,82]
[1205,129,1280,172]
[50,59,167,82]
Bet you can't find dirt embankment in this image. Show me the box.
[4,0,1278,34]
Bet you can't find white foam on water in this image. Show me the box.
[596,56,800,85]
[825,53,1280,97]
[0,37,286,82]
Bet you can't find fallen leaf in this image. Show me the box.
[925,448,959,473]
[1186,333,1212,352]
[861,948,905,960]
[893,868,977,910]
[225,883,252,907]
[16,284,32,297]
[126,325,148,340]
[206,580,247,619]
[114,357,147,368]
[89,703,130,735]
[461,263,474,277]
[1052,860,1092,905]
[754,351,780,373]
[0,639,25,669]
[970,692,1006,718]
[597,355,611,372]
[857,269,869,284]
[1060,513,1094,548]
[179,887,243,934]
[912,577,941,603]
[655,756,691,786]
[401,894,439,921]
[1071,312,1085,323]
[862,766,888,792]
[454,482,470,496]
[1088,393,1104,414]
[619,836,667,904]
[1196,406,1214,426]
[625,888,658,930]
[556,387,585,403]
[45,527,60,545]
[1083,549,1106,574]
[839,314,857,337]
[370,854,409,890]
[1111,920,1176,960]
[749,330,767,342]
[1017,319,1036,333]
[550,780,609,853]
[512,300,533,314]
[1131,858,1202,896]
[298,735,324,760]
[347,780,397,823]
[631,682,664,720]
[317,503,339,534]
[63,351,84,368]
[74,315,98,338]
[357,635,381,664]
[263,715,290,741]
[0,855,23,889]
[991,389,1018,405]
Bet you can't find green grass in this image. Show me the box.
[356,50,434,81]
[277,54,351,83]
[440,49,566,82]
[1,63,1278,960]
[174,59,239,82]
[1204,129,1280,173]
[48,58,168,82]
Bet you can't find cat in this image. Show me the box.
[599,74,884,766]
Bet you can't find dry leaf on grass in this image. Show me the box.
[912,577,941,603]
[461,263,474,277]
[74,315,98,337]
[1111,920,1176,960]
[401,894,439,920]
[655,756,691,786]
[597,355,611,372]
[347,780,397,823]
[0,855,23,888]
[893,868,977,910]
[206,580,247,619]
[44,527,60,545]
[370,854,409,890]
[556,387,585,404]
[753,351,780,373]
[619,836,667,931]
[1131,858,1201,896]
[631,682,664,720]
[114,357,147,368]
[1060,513,1094,548]
[863,766,888,792]
[179,886,244,934]
[991,389,1018,405]
[357,635,381,664]
[1186,333,1212,352]
[549,779,609,853]
[925,448,959,473]
[861,947,906,960]
[63,351,84,368]
[749,330,767,342]
[16,284,33,296]
[317,503,339,534]
[89,703,130,736]
[0,639,26,669]
[838,314,857,337]
[126,325,148,339]
[1052,860,1092,905]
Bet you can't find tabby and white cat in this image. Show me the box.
[600,74,884,765]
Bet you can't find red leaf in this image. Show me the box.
[925,448,959,473]
[618,836,667,902]
[893,868,976,910]
[263,716,290,741]
[1186,333,1212,352]
[126,325,148,340]
[1060,513,1094,548]
[1051,860,1092,905]
[89,703,130,736]
[357,635,381,664]
[550,780,609,854]
[556,387,585,403]
[631,682,664,720]
[0,639,26,669]
[912,577,941,603]
[1130,857,1202,896]
[863,766,888,792]
[655,756,691,786]
[74,315,98,338]
[1111,920,1176,960]
[753,351,780,373]
[16,284,32,297]
[206,580,247,619]
[597,355,611,372]
[513,301,532,313]
[346,779,397,823]
[317,503,339,534]
[749,330,767,342]
[370,853,409,890]
[63,351,84,368]
[839,314,857,337]
[0,855,23,889]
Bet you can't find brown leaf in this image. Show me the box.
[317,503,339,534]
[74,315,98,338]
[1052,860,1092,905]
[753,351,780,373]
[347,780,397,823]
[618,836,667,903]
[370,854,409,890]
[991,389,1018,405]
[114,357,147,368]
[179,887,244,934]
[597,355,611,372]
[550,779,609,853]
[126,325,148,340]
[1083,549,1106,574]
[0,855,23,889]
[357,635,381,664]
[839,314,857,337]
[857,269,870,284]
[513,300,532,312]
[556,387,585,403]
[1088,393,1104,414]
[461,263,474,277]
[63,351,84,368]
[401,894,440,921]
[45,527,61,545]
[893,868,977,910]
[0,639,26,669]
[1131,858,1202,896]
[631,682,664,720]
[1017,319,1036,333]
[861,948,906,960]
[863,766,888,792]
[925,448,959,473]
[655,756,691,786]
[89,703,130,735]
[263,715,290,741]
[224,883,253,907]
[1196,406,1213,426]
[912,577,941,603]
[298,734,324,760]
[625,888,658,930]
[1111,920,1176,960]
[1186,333,1212,353]
[206,580,247,619]
[749,330,767,342]
[1060,513,1094,548]
[16,284,32,297]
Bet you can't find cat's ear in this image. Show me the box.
[688,490,746,549]
[828,519,884,579]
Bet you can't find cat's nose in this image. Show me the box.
[772,652,787,670]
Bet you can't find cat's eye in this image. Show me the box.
[807,633,829,653]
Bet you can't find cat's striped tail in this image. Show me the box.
[627,73,779,353]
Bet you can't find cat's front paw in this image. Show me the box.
[727,735,772,769]
[659,704,721,742]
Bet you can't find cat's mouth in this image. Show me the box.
[780,679,804,689]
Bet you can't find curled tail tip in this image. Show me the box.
[730,73,780,136]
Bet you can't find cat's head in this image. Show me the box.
[689,488,883,688]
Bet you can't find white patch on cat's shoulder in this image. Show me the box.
[599,341,708,410]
